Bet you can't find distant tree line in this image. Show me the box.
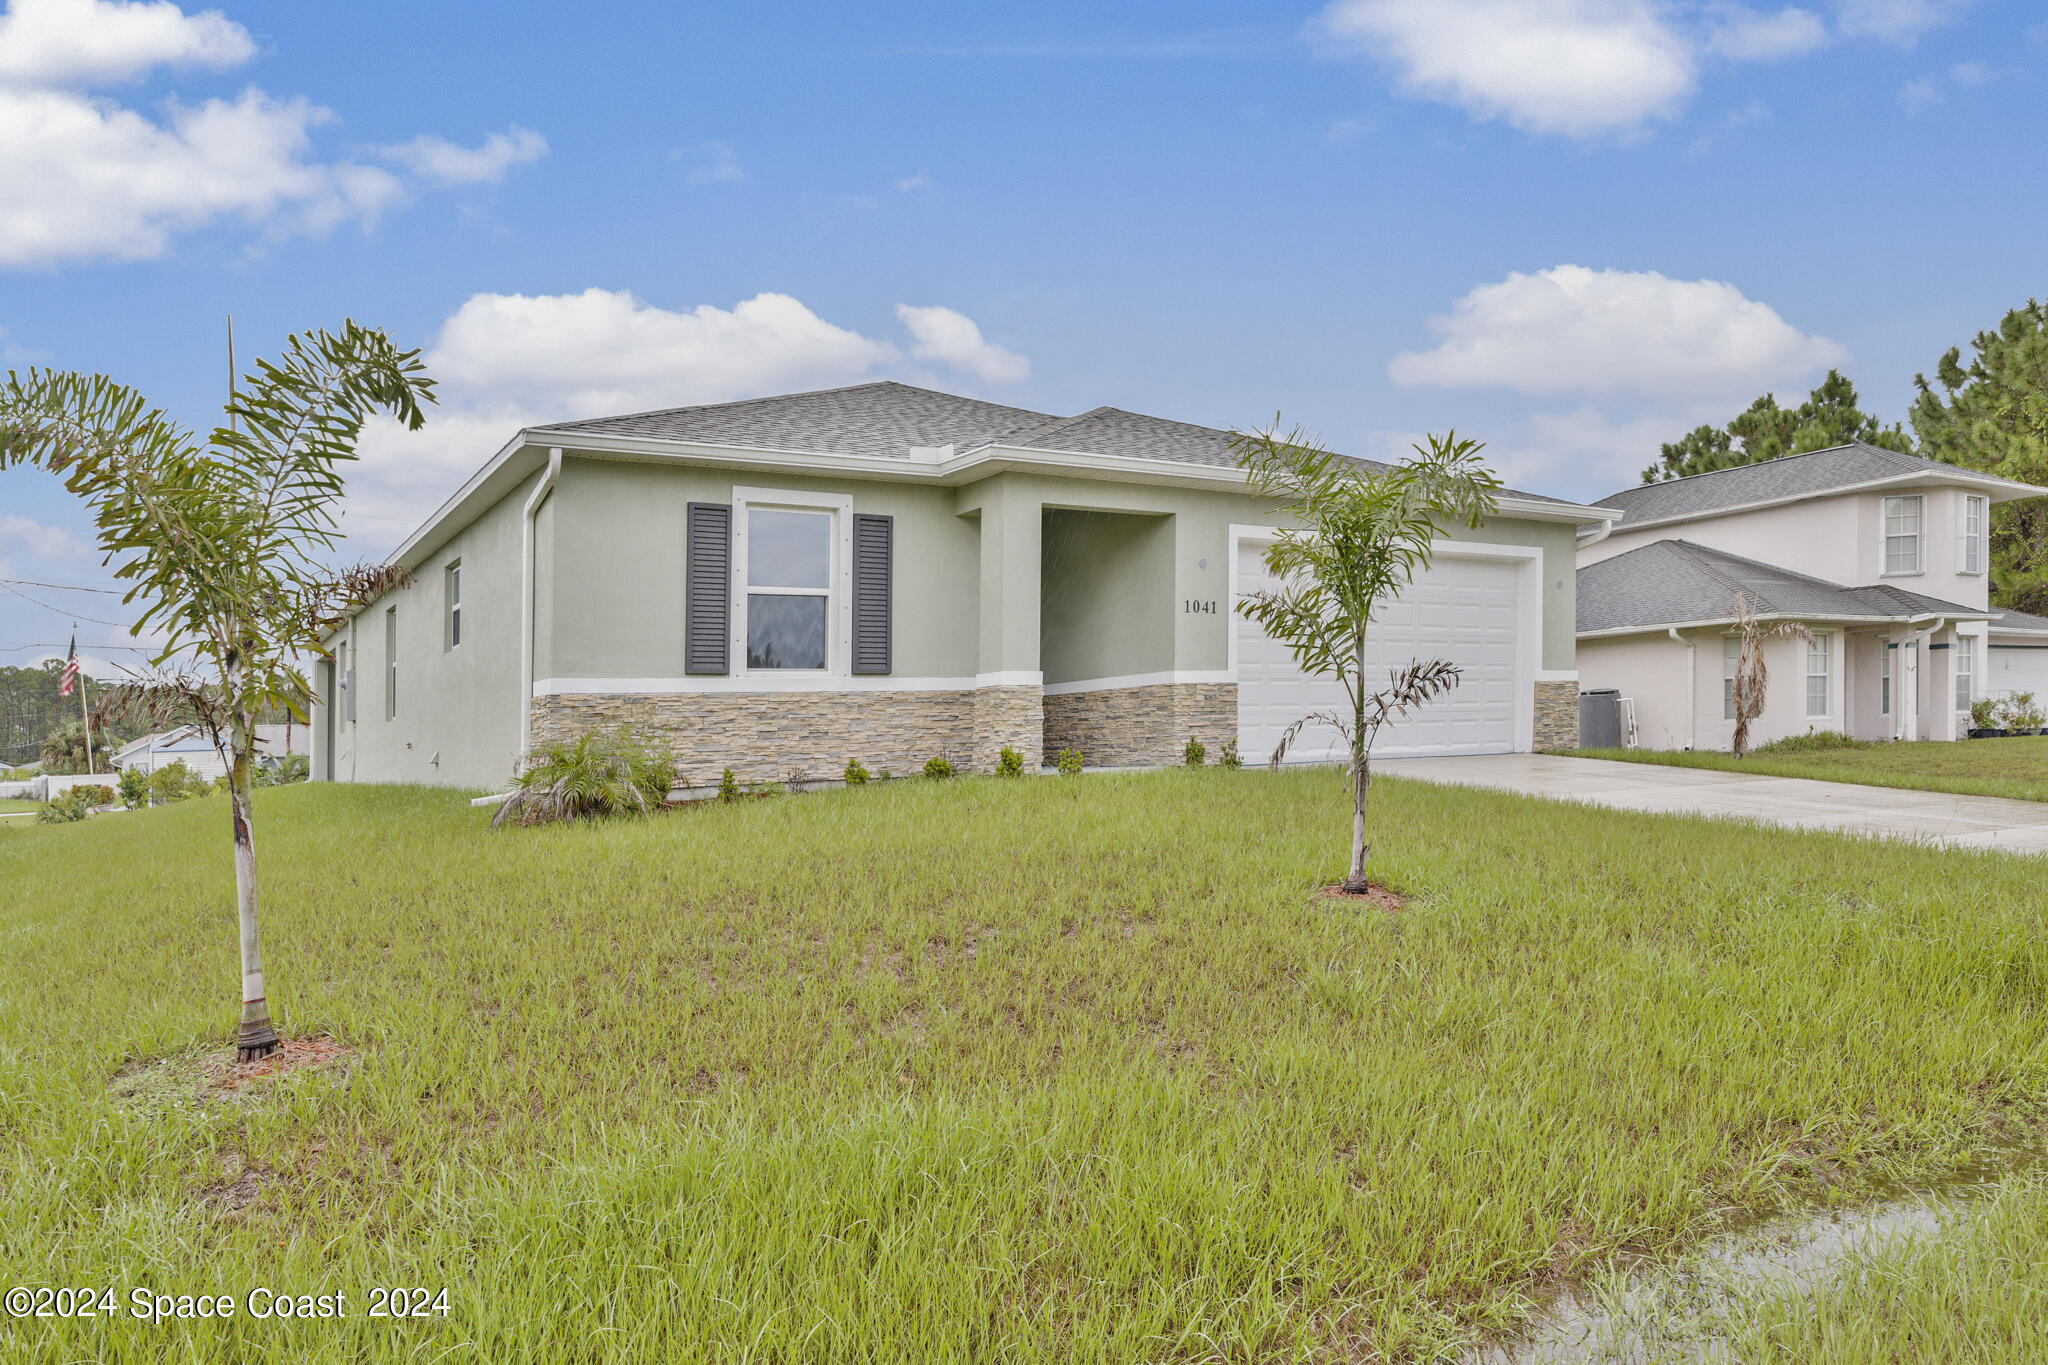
[1642,298,2048,616]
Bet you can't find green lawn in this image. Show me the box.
[0,798,43,815]
[1572,735,2048,803]
[2,773,2045,1362]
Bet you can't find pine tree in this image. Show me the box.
[1911,300,2048,614]
[1642,370,1913,483]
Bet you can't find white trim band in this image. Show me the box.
[534,672,1046,696]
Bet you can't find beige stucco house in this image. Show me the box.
[311,383,1610,789]
[1575,442,2048,751]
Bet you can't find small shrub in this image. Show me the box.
[783,767,814,795]
[1219,739,1242,770]
[1056,747,1083,776]
[923,756,955,780]
[256,753,310,787]
[1182,735,1206,767]
[149,761,196,805]
[718,767,740,804]
[843,758,870,786]
[117,767,149,809]
[1971,695,2002,731]
[492,728,675,828]
[996,745,1024,777]
[1750,730,1865,755]
[1999,691,2045,731]
[37,785,109,823]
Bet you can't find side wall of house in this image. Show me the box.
[311,476,531,789]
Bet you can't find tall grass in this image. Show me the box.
[1,771,2044,1361]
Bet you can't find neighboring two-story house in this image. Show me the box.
[1575,443,2048,751]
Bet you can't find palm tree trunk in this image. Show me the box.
[1344,635,1372,892]
[228,698,278,1061]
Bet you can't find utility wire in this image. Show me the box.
[0,577,125,595]
[0,581,131,627]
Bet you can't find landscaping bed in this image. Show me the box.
[1571,733,2048,804]
[3,771,2045,1361]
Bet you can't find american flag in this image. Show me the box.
[58,635,79,698]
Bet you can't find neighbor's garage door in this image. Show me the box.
[1235,542,1520,762]
[1989,645,2048,700]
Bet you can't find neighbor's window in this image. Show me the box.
[384,606,398,720]
[445,559,462,649]
[1879,641,1891,716]
[1882,494,1924,574]
[1959,494,1986,575]
[1955,639,1973,713]
[1723,635,1740,721]
[745,507,831,669]
[1805,635,1829,718]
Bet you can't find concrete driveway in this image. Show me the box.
[1377,753,2048,856]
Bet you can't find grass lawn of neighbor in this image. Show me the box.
[1571,734,2048,804]
[3,770,2045,1362]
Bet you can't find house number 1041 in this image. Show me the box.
[1183,599,1217,614]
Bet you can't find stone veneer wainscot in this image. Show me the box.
[1534,679,1579,751]
[1041,682,1237,768]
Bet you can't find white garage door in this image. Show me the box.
[1989,645,2048,700]
[1235,542,1522,763]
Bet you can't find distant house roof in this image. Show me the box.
[1591,441,2046,532]
[1579,539,1991,636]
[1991,607,2048,636]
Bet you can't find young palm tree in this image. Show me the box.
[1728,593,1814,757]
[0,323,433,1059]
[1233,424,1500,892]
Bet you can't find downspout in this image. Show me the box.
[519,447,564,767]
[1577,515,1618,549]
[1668,627,1695,750]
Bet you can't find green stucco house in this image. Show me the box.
[311,383,1609,789]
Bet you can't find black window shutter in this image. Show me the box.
[852,513,893,676]
[685,502,730,675]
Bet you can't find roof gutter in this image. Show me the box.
[519,448,563,767]
[1601,467,2048,537]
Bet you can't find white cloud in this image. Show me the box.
[683,139,743,184]
[0,0,543,268]
[377,126,546,186]
[1704,5,1827,59]
[1325,116,1372,143]
[1831,0,1974,43]
[0,86,406,266]
[1900,74,1941,113]
[0,513,90,559]
[1312,0,1696,138]
[895,304,1030,385]
[1389,264,1846,401]
[0,0,250,86]
[894,171,930,192]
[432,289,899,417]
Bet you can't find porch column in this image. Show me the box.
[971,480,1045,770]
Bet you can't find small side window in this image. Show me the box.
[446,560,462,650]
[385,606,398,720]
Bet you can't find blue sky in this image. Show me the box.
[3,0,2044,673]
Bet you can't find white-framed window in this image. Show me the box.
[731,487,853,675]
[1958,494,1986,575]
[384,606,398,720]
[1955,638,1973,713]
[445,559,462,650]
[1882,494,1924,575]
[1723,635,1740,721]
[1805,633,1830,718]
[1879,639,1890,716]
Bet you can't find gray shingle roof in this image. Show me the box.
[538,381,1573,501]
[543,381,1057,460]
[1991,607,2048,634]
[1594,442,1994,527]
[1579,539,1987,635]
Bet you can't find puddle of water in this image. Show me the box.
[1463,1154,2035,1365]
